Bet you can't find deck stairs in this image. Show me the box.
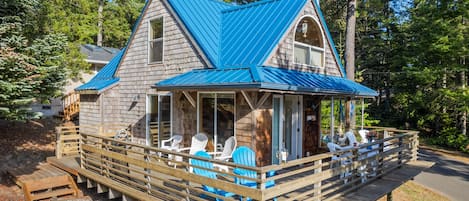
[8,163,81,201]
[62,92,80,121]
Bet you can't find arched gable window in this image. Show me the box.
[294,16,324,67]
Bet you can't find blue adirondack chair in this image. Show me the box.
[190,151,235,201]
[232,146,276,201]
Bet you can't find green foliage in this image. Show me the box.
[429,127,469,153]
[42,0,145,78]
[320,99,379,133]
[322,0,469,152]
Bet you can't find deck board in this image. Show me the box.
[47,156,80,176]
[8,163,69,186]
[335,160,434,201]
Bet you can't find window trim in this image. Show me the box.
[292,15,326,68]
[197,92,237,151]
[147,16,165,64]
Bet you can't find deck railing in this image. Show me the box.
[56,127,418,200]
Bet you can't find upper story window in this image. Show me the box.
[294,17,324,67]
[149,17,163,63]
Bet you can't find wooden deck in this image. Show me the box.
[336,160,434,201]
[49,126,423,201]
[8,163,80,201]
[48,156,433,201]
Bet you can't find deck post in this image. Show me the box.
[97,183,109,193]
[387,191,393,201]
[378,140,384,178]
[398,136,403,167]
[108,188,122,199]
[56,127,62,159]
[144,148,152,194]
[314,159,322,200]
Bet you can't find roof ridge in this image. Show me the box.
[221,0,278,13]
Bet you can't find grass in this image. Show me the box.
[377,181,450,201]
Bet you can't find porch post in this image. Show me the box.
[361,98,365,130]
[330,97,335,143]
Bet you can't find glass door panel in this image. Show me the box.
[216,93,234,151]
[147,94,171,147]
[272,96,283,164]
[199,93,215,151]
[159,95,171,145]
[148,96,159,146]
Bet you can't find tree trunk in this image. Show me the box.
[462,59,467,136]
[345,0,357,130]
[97,0,104,47]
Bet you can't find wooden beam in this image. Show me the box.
[241,90,255,110]
[182,91,196,108]
[255,92,271,109]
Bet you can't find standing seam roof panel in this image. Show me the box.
[167,0,235,67]
[220,0,307,67]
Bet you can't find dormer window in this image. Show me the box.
[149,17,163,63]
[294,17,324,67]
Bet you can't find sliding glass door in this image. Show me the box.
[147,94,172,147]
[198,93,235,152]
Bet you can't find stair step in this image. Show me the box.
[30,188,76,200]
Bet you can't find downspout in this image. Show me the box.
[330,97,334,143]
[100,94,104,134]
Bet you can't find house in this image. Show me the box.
[76,0,377,166]
[31,44,119,119]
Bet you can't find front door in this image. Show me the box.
[272,95,303,164]
[284,95,303,161]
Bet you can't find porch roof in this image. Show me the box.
[155,67,378,97]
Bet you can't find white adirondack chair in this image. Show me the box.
[174,133,208,171]
[358,129,369,144]
[161,135,183,150]
[211,136,237,172]
[177,133,208,154]
[327,142,352,182]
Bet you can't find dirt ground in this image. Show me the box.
[0,119,59,200]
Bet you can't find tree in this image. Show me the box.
[344,0,357,130]
[0,0,68,120]
[42,0,145,78]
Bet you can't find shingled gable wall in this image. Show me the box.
[264,1,342,77]
[80,0,206,143]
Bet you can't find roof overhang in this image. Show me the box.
[155,67,378,97]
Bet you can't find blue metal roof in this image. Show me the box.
[220,0,307,67]
[75,48,125,92]
[156,66,378,97]
[167,0,235,67]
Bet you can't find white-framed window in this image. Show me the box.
[197,92,236,152]
[148,17,164,63]
[294,16,325,68]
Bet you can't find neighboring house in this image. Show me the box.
[31,44,119,118]
[76,0,377,166]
